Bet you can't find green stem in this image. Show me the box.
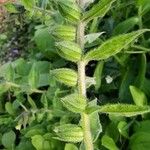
[77,1,94,149]
[138,6,146,45]
[78,61,86,96]
[131,44,150,52]
[78,61,94,150]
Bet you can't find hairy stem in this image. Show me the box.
[77,1,94,150]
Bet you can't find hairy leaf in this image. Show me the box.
[83,0,116,22]
[87,104,150,117]
[84,29,148,61]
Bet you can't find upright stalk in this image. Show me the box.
[77,1,94,149]
[138,6,146,45]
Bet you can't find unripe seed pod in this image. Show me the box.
[54,124,83,143]
[52,25,76,41]
[51,68,77,86]
[57,0,81,24]
[55,41,82,62]
[61,93,87,113]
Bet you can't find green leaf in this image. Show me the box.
[0,83,10,96]
[119,63,134,103]
[0,117,12,125]
[5,102,15,115]
[43,140,51,150]
[102,135,119,150]
[83,0,116,22]
[65,143,78,150]
[31,135,44,150]
[89,100,102,142]
[41,93,48,109]
[28,63,40,89]
[61,93,87,113]
[34,27,57,59]
[93,61,104,91]
[86,104,150,117]
[51,68,77,86]
[137,0,150,15]
[0,133,2,145]
[25,128,45,138]
[36,110,46,123]
[117,121,129,138]
[105,122,119,142]
[2,130,16,149]
[134,120,150,133]
[21,0,35,10]
[113,17,139,35]
[85,32,104,44]
[135,54,146,89]
[54,124,83,143]
[16,140,35,150]
[100,104,150,117]
[28,95,37,109]
[130,132,150,150]
[141,78,150,97]
[4,3,19,13]
[13,58,31,76]
[84,29,148,61]
[130,86,147,106]
[6,64,15,82]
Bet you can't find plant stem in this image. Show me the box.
[138,6,146,45]
[131,44,150,52]
[77,1,94,149]
[78,61,86,96]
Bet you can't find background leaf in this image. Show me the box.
[130,132,150,150]
[102,135,119,150]
[65,143,78,150]
[2,130,16,149]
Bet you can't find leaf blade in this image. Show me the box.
[82,0,116,22]
[86,104,150,117]
[84,29,148,61]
